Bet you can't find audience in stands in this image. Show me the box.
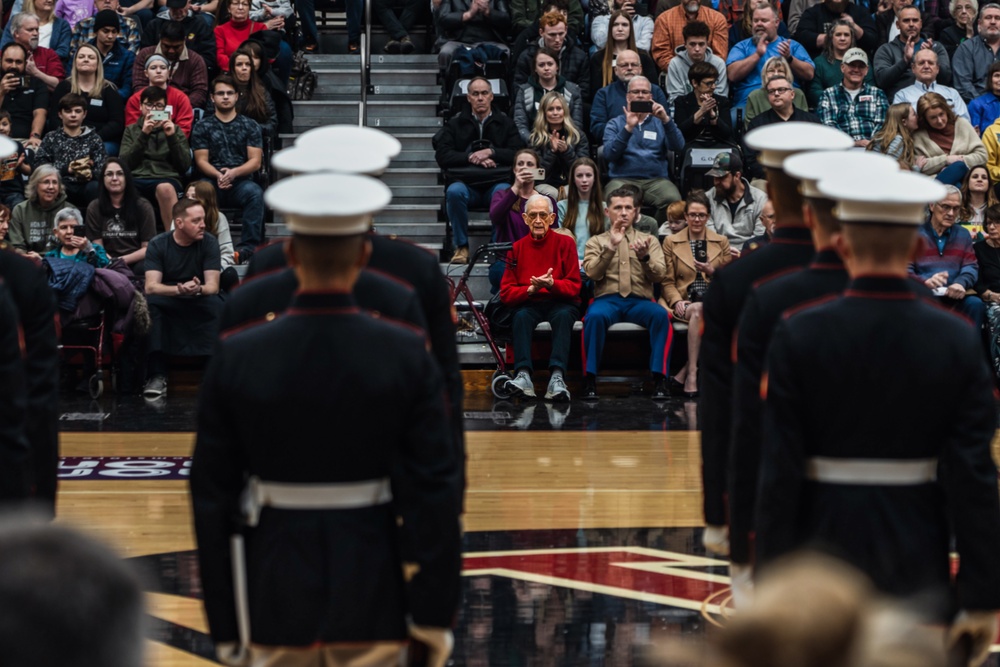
[238,39,292,135]
[743,56,809,126]
[940,0,978,58]
[7,13,63,95]
[728,0,790,47]
[590,48,668,141]
[894,47,969,120]
[142,196,223,399]
[120,86,190,229]
[659,190,731,397]
[512,0,583,44]
[134,21,209,109]
[215,0,291,80]
[436,0,512,69]
[0,43,47,146]
[974,204,1000,378]
[373,0,423,53]
[499,192,580,401]
[435,76,522,264]
[35,92,106,208]
[603,75,684,216]
[0,204,10,244]
[191,74,264,263]
[913,90,986,183]
[741,196,774,254]
[868,101,919,168]
[657,198,687,237]
[185,180,235,272]
[70,0,143,57]
[86,158,156,271]
[911,185,984,325]
[673,61,735,144]
[557,156,604,264]
[704,151,766,251]
[581,186,671,400]
[0,111,30,208]
[125,55,195,137]
[514,11,589,99]
[959,164,997,224]
[744,73,821,178]
[592,0,654,50]
[726,2,813,107]
[508,0,571,66]
[874,8,952,102]
[2,0,72,67]
[87,10,135,100]
[143,0,218,70]
[46,206,109,266]
[665,20,729,102]
[9,165,76,257]
[792,0,877,59]
[969,61,1000,134]
[589,9,658,100]
[817,48,889,147]
[527,92,589,194]
[51,43,126,156]
[952,3,1000,102]
[226,44,277,138]
[806,18,871,108]
[651,0,727,70]
[513,47,584,142]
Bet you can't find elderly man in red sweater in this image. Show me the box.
[500,194,581,401]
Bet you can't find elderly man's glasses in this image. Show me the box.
[524,212,550,220]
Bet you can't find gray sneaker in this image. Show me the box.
[544,372,570,401]
[505,370,536,398]
[143,375,167,398]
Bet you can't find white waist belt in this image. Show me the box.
[240,475,393,527]
[805,457,938,485]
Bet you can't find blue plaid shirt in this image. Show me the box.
[817,83,889,142]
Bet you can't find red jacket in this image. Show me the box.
[214,19,266,72]
[32,46,64,79]
[124,85,194,137]
[500,230,581,307]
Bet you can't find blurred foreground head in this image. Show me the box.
[652,553,946,667]
[0,512,146,667]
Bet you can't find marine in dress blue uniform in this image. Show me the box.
[755,170,1000,666]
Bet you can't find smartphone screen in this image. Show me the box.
[630,100,653,113]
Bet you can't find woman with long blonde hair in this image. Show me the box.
[49,42,125,155]
[588,9,656,93]
[868,102,918,169]
[528,92,589,198]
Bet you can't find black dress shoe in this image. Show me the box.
[668,376,685,392]
[652,379,669,401]
[582,377,598,401]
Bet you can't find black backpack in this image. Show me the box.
[288,50,317,101]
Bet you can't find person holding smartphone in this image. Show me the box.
[43,206,110,266]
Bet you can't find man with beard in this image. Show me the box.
[952,3,1000,102]
[726,3,815,107]
[590,49,668,142]
[0,43,47,147]
[793,0,877,58]
[8,13,63,92]
[873,5,952,102]
[704,152,767,253]
[651,0,728,69]
[892,47,970,119]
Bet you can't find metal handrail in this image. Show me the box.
[359,0,372,126]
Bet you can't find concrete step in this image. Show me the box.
[315,33,437,55]
[312,90,441,102]
[279,132,435,150]
[293,99,438,117]
[292,114,442,133]
[314,69,439,87]
[381,167,441,186]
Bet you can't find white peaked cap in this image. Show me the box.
[264,173,392,236]
[0,136,16,158]
[294,125,403,159]
[271,144,391,176]
[817,170,948,225]
[784,150,901,198]
[744,123,855,169]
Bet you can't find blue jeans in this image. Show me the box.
[935,161,969,186]
[445,180,508,248]
[104,141,120,157]
[346,0,362,42]
[296,0,319,44]
[583,294,673,375]
[274,41,293,83]
[208,177,264,250]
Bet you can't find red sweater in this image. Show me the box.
[500,230,581,307]
[214,19,266,72]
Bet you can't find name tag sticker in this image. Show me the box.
[90,98,103,107]
[859,95,872,102]
[643,130,657,141]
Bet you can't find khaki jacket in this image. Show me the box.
[660,227,732,308]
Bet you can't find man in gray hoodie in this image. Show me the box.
[665,21,728,104]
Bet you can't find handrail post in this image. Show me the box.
[359,0,372,126]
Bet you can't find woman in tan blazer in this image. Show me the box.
[659,191,733,396]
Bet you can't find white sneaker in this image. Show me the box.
[505,370,536,398]
[544,372,570,401]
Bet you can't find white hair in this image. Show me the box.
[525,194,553,213]
[54,207,83,227]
